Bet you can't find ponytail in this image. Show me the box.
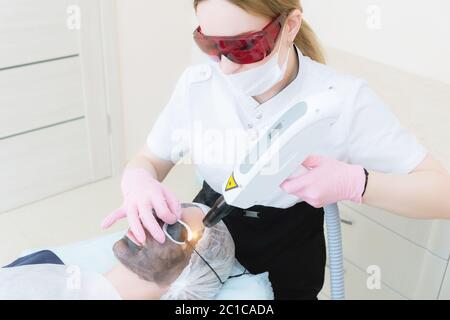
[294,19,326,64]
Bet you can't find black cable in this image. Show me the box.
[187,241,225,284]
[362,168,369,197]
[228,269,249,279]
[186,241,251,284]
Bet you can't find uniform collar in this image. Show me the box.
[232,44,307,126]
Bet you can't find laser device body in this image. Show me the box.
[203,88,346,299]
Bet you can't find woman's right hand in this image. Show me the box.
[101,168,182,244]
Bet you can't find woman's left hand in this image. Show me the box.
[280,155,367,208]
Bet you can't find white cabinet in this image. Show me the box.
[0,0,114,213]
[322,48,450,300]
[321,261,406,300]
[337,203,447,299]
[344,201,450,260]
[439,264,450,300]
[321,203,449,299]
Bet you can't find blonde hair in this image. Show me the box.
[193,0,326,64]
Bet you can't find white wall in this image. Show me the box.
[114,1,200,200]
[191,1,450,84]
[302,0,450,85]
[115,1,195,159]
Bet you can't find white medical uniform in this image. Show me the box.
[147,45,427,207]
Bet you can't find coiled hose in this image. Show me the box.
[323,203,345,300]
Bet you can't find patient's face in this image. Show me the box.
[112,205,205,286]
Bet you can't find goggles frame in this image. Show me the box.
[193,14,287,65]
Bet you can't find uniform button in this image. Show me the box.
[256,113,263,120]
[194,66,212,82]
[247,123,254,129]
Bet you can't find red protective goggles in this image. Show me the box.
[193,14,287,65]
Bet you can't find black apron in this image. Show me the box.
[193,180,326,300]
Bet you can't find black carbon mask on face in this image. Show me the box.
[112,218,195,286]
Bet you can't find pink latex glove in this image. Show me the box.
[280,155,366,208]
[101,168,182,244]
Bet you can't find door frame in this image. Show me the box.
[83,0,125,177]
[98,0,126,176]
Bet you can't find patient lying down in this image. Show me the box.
[0,203,236,300]
[106,203,236,299]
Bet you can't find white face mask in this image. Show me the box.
[224,26,291,97]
